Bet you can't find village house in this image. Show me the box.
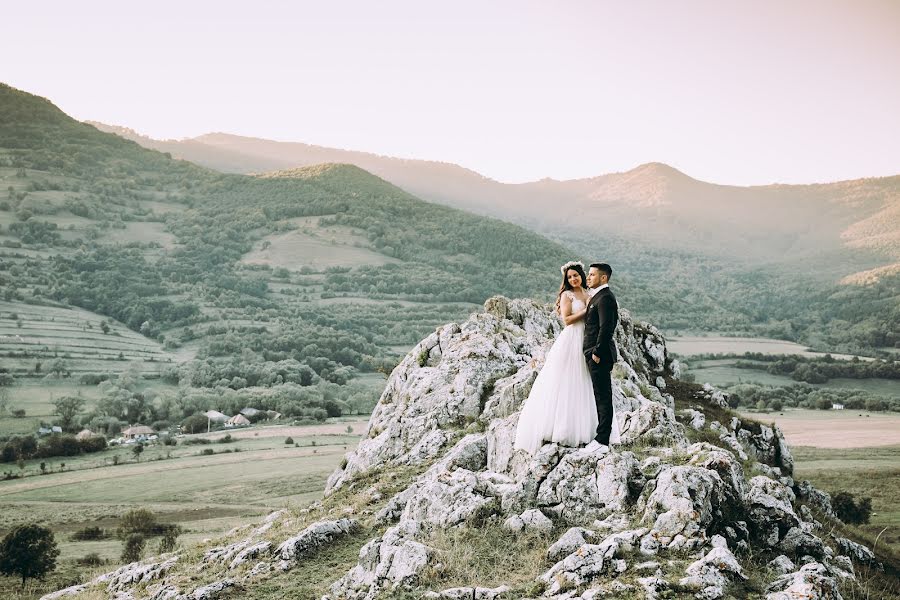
[122,424,154,440]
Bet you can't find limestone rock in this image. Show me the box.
[638,465,730,546]
[795,480,835,517]
[329,521,432,599]
[96,556,179,593]
[401,468,496,528]
[39,586,87,600]
[779,526,826,559]
[547,527,595,561]
[504,508,553,533]
[765,562,842,600]
[833,536,879,567]
[539,529,644,595]
[537,449,642,522]
[185,579,237,600]
[276,518,357,567]
[679,546,747,599]
[423,585,511,599]
[745,476,800,545]
[229,541,271,569]
[768,555,797,576]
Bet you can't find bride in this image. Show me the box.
[514,261,619,454]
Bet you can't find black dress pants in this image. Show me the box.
[587,358,613,444]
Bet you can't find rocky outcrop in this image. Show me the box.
[45,297,876,600]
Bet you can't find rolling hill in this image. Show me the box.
[0,82,575,432]
[90,124,900,276]
[89,122,900,356]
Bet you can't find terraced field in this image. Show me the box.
[0,301,177,376]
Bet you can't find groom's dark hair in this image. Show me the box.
[590,263,612,280]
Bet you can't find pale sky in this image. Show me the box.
[4,1,900,185]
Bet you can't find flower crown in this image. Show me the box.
[560,260,585,275]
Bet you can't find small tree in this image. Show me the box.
[52,396,85,431]
[157,524,182,553]
[121,534,145,563]
[132,442,144,462]
[118,508,159,537]
[0,524,59,587]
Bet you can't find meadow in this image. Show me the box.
[741,408,900,555]
[667,335,863,359]
[0,419,366,599]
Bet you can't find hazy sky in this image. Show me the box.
[4,1,900,184]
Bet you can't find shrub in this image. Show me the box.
[11,409,25,418]
[832,491,872,525]
[70,526,107,541]
[117,508,160,538]
[76,552,105,567]
[200,448,214,455]
[183,438,211,445]
[284,437,294,444]
[150,420,172,432]
[79,435,107,453]
[217,433,232,444]
[157,525,181,553]
[180,414,207,434]
[162,436,177,446]
[121,534,145,563]
[37,434,81,458]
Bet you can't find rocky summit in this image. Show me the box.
[44,297,881,600]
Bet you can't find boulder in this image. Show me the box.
[275,518,357,567]
[329,521,432,599]
[765,562,842,600]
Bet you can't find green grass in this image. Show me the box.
[0,420,369,599]
[0,379,176,436]
[687,360,898,395]
[793,445,900,552]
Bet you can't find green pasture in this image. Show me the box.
[0,422,363,594]
[687,359,897,396]
[241,227,400,270]
[669,335,863,360]
[0,379,178,436]
[793,445,900,552]
[0,299,176,381]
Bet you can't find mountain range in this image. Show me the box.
[90,123,900,277]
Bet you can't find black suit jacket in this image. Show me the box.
[583,287,618,367]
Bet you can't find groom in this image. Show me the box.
[583,263,618,450]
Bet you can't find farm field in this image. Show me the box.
[668,335,866,360]
[0,419,367,599]
[0,379,178,436]
[792,444,900,554]
[686,360,898,396]
[241,217,401,270]
[739,408,900,449]
[742,409,900,555]
[0,300,177,376]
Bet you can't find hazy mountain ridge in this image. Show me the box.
[90,123,899,273]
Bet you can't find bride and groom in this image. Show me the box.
[514,261,620,454]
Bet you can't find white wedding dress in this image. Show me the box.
[514,290,620,454]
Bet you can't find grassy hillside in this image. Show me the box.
[0,82,573,437]
[93,125,900,357]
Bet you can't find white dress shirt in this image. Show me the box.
[588,283,608,297]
